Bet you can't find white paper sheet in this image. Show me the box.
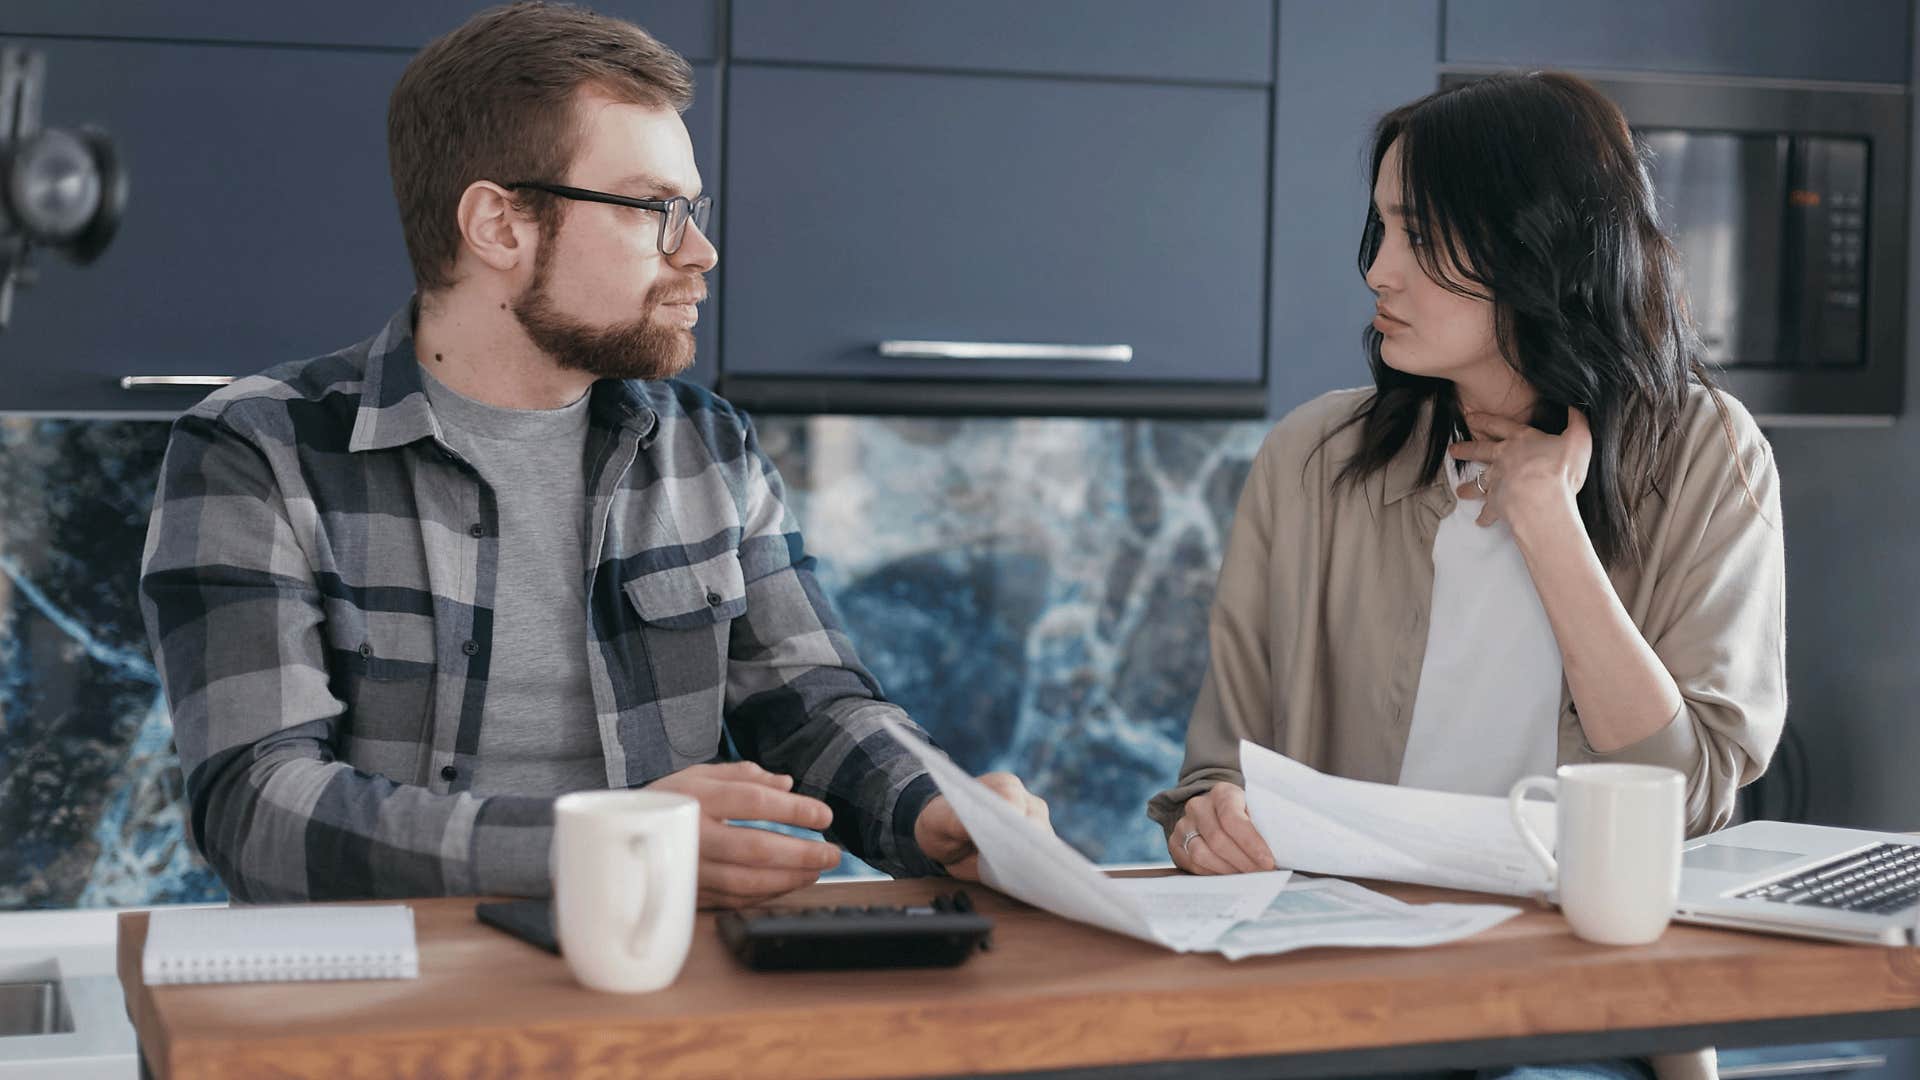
[1239,740,1558,897]
[881,721,1525,960]
[882,719,1289,949]
[1212,876,1523,960]
[1105,874,1292,950]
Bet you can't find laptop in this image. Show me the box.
[1675,820,1920,946]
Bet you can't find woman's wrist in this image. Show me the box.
[1506,482,1584,557]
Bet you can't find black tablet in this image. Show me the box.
[475,898,559,954]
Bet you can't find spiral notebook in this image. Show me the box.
[142,904,419,985]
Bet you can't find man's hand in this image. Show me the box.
[644,761,843,909]
[1166,782,1276,875]
[913,772,1051,880]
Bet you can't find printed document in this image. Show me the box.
[883,718,1288,949]
[1212,876,1522,960]
[882,720,1520,957]
[1239,739,1558,897]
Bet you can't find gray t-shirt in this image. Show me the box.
[420,364,604,796]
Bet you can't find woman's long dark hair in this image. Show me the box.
[1334,71,1739,569]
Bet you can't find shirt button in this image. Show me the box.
[358,642,373,659]
[468,523,486,539]
[705,589,723,607]
[440,765,458,782]
[462,639,480,656]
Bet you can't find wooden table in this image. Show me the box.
[117,875,1920,1079]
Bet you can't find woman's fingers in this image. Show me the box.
[1168,815,1199,871]
[1448,439,1499,462]
[1463,410,1526,438]
[1565,406,1591,441]
[1183,833,1235,875]
[1210,787,1277,871]
[1187,792,1263,873]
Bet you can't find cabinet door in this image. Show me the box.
[1267,0,1441,417]
[0,1,719,59]
[731,0,1271,84]
[1444,0,1909,84]
[1,42,720,413]
[720,66,1268,396]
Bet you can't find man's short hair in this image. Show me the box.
[388,1,694,292]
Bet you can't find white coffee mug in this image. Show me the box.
[1508,764,1684,946]
[551,790,700,993]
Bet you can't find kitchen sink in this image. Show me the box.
[0,981,71,1038]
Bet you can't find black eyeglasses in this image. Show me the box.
[505,181,713,255]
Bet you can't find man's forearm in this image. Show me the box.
[194,745,555,902]
[727,694,946,878]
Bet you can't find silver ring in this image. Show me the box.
[1474,469,1490,496]
[1180,829,1201,855]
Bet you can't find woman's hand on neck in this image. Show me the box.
[1451,359,1538,437]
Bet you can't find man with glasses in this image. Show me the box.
[139,1,1048,907]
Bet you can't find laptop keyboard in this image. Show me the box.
[1735,842,1920,916]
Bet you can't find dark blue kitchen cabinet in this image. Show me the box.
[1444,0,1909,84]
[0,40,412,414]
[731,0,1271,84]
[719,65,1270,416]
[0,40,719,413]
[1267,0,1443,418]
[0,1,718,59]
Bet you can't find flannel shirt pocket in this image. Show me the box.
[321,605,438,775]
[622,552,747,758]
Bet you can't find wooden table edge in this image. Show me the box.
[112,883,1920,1080]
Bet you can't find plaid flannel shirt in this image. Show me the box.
[140,305,945,903]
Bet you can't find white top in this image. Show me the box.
[1397,452,1562,796]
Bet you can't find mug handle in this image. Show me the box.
[624,833,669,960]
[1508,775,1559,884]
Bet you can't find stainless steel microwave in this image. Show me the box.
[1441,71,1908,422]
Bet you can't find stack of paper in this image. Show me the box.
[884,718,1289,950]
[882,721,1520,958]
[1212,876,1523,960]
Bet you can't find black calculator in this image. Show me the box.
[716,890,993,971]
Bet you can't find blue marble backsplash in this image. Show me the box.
[0,409,1269,908]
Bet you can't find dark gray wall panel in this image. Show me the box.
[1445,0,1909,84]
[722,65,1269,386]
[731,0,1273,84]
[682,60,722,179]
[1775,0,1920,830]
[682,61,722,389]
[0,1,719,60]
[1758,9,1920,835]
[1,40,414,412]
[1267,0,1441,417]
[1778,408,1920,833]
[1,44,720,411]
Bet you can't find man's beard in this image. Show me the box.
[511,238,703,382]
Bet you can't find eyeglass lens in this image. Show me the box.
[662,196,713,255]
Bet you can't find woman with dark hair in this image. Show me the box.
[1149,72,1784,1080]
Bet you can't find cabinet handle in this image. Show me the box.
[877,340,1133,363]
[1720,1055,1889,1078]
[119,375,238,390]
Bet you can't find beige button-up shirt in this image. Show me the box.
[1149,385,1786,841]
